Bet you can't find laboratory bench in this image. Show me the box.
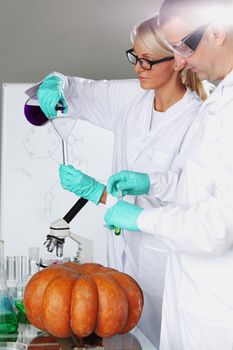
[0,324,157,350]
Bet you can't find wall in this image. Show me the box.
[0,0,163,262]
[0,0,162,84]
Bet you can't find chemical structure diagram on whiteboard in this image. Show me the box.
[14,121,108,215]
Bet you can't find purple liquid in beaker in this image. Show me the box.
[24,96,65,126]
[24,104,48,126]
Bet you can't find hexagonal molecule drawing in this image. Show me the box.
[17,122,87,214]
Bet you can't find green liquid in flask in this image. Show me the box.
[0,309,18,333]
[0,241,18,333]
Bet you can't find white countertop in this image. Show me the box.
[0,324,157,350]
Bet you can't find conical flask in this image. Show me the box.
[0,240,18,333]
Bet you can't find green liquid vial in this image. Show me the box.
[0,298,18,333]
[114,227,121,236]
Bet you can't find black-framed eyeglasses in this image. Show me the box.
[164,23,210,58]
[126,49,174,70]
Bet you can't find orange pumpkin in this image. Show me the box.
[24,262,143,338]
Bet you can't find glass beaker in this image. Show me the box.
[0,241,18,333]
[24,95,49,126]
[15,248,40,323]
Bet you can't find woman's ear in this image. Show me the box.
[174,63,183,72]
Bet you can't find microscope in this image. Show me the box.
[43,196,93,262]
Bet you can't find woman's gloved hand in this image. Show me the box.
[37,73,68,118]
[104,200,143,231]
[59,165,105,205]
[107,170,150,197]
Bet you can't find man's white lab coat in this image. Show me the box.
[138,70,233,349]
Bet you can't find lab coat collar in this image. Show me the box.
[222,68,233,84]
[215,68,233,95]
[201,69,233,112]
[210,70,233,98]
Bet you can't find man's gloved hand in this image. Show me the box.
[37,73,68,118]
[107,170,150,197]
[104,200,143,231]
[59,165,105,205]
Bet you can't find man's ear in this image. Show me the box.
[207,24,226,47]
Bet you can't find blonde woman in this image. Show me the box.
[34,14,212,347]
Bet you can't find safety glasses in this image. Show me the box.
[126,49,174,70]
[163,23,209,58]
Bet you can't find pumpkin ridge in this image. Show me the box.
[108,271,144,334]
[24,265,73,329]
[71,274,98,337]
[42,270,77,338]
[91,272,128,337]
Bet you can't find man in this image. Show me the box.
[105,1,233,349]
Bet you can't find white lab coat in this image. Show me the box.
[29,75,202,348]
[138,69,233,350]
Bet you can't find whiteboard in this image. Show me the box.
[0,83,114,265]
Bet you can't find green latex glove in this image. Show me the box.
[59,165,105,205]
[37,73,68,118]
[107,170,150,197]
[104,200,143,231]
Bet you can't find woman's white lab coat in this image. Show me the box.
[44,75,202,348]
[138,70,233,349]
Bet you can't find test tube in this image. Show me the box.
[0,241,4,272]
[20,255,27,278]
[6,256,14,281]
[114,189,122,236]
[14,256,21,282]
[6,256,16,298]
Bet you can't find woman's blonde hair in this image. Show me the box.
[131,14,210,101]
